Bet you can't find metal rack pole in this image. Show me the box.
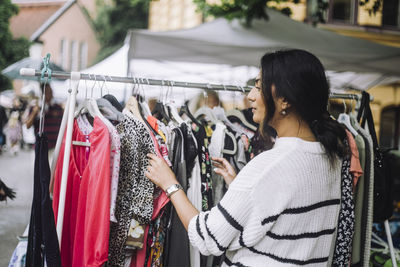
[20,68,252,92]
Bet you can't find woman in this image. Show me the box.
[145,49,347,266]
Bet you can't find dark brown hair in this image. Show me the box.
[259,49,347,160]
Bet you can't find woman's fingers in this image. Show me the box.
[212,157,231,169]
[214,167,228,177]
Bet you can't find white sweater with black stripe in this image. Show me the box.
[188,137,342,267]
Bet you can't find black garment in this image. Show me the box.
[26,135,61,267]
[0,105,8,146]
[163,127,191,267]
[180,123,197,180]
[250,126,276,157]
[332,139,355,266]
[103,94,123,112]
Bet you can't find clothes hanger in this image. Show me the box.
[72,76,94,147]
[179,100,201,126]
[166,81,185,125]
[151,80,171,123]
[226,86,257,131]
[101,76,124,112]
[221,130,238,155]
[96,76,124,122]
[193,89,219,125]
[337,99,358,136]
[38,80,48,137]
[211,85,246,135]
[125,78,146,123]
[138,78,152,119]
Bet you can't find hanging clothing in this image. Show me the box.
[352,124,374,267]
[188,156,203,267]
[77,115,121,223]
[209,122,226,205]
[192,123,213,211]
[346,131,363,189]
[26,134,61,267]
[134,129,170,267]
[332,138,355,266]
[108,114,157,267]
[52,117,111,267]
[106,120,121,223]
[163,126,191,267]
[180,122,198,180]
[351,132,366,265]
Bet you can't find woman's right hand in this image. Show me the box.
[211,157,237,186]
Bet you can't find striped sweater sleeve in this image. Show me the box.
[187,152,288,256]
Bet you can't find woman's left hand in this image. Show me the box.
[145,153,178,191]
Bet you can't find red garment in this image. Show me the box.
[147,115,159,132]
[345,130,363,189]
[53,117,111,267]
[131,124,170,267]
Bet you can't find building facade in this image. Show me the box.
[10,0,100,72]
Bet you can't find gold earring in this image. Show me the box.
[280,110,287,115]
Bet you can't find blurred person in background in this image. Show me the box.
[4,108,22,155]
[190,90,223,113]
[25,83,63,150]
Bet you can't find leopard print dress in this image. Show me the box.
[108,114,156,266]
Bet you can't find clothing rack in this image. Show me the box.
[19,67,365,252]
[20,68,362,99]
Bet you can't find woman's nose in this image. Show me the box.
[247,87,256,102]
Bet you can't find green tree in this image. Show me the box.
[193,0,381,27]
[93,0,149,62]
[0,0,30,91]
[193,0,299,27]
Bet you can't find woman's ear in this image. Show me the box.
[281,98,291,111]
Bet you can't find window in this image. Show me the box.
[59,39,68,70]
[330,0,356,23]
[79,42,88,70]
[379,106,400,149]
[70,41,79,71]
[382,0,400,27]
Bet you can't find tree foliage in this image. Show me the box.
[193,0,381,27]
[193,0,298,27]
[0,0,30,91]
[94,0,149,60]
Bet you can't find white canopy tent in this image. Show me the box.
[51,9,400,103]
[52,41,259,104]
[128,8,400,91]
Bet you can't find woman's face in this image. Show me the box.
[247,74,266,124]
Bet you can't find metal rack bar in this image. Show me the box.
[20,68,364,100]
[20,68,252,92]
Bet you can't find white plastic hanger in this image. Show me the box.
[226,109,257,131]
[213,106,246,135]
[194,90,219,125]
[74,74,104,120]
[166,81,185,125]
[125,78,145,123]
[140,78,151,117]
[337,99,358,136]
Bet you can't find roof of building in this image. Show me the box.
[10,1,65,38]
[12,0,66,6]
[30,0,76,41]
